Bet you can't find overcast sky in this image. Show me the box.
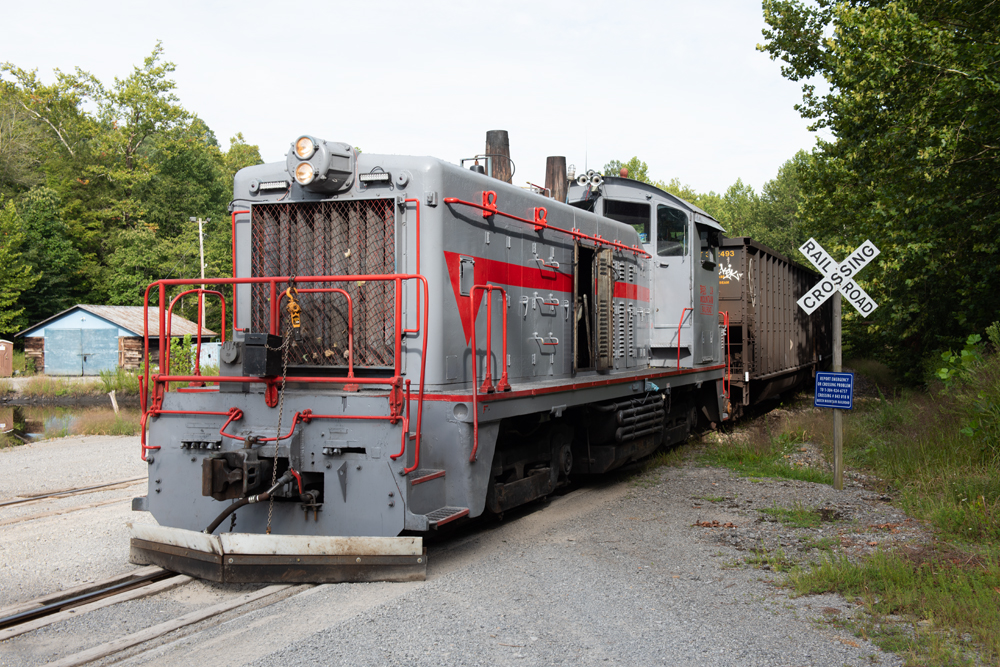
[4,0,821,195]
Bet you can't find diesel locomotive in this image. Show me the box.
[128,134,828,583]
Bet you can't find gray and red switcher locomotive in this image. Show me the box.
[128,133,738,583]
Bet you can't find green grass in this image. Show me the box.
[21,376,104,398]
[11,349,36,375]
[700,346,1000,664]
[0,379,13,396]
[790,548,1000,664]
[759,503,824,529]
[761,349,1000,665]
[744,545,794,572]
[696,495,726,503]
[799,535,838,552]
[699,426,833,485]
[73,411,141,436]
[98,367,142,395]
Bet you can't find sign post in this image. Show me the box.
[797,238,879,490]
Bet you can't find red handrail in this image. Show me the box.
[676,307,693,370]
[163,288,226,384]
[141,274,430,463]
[444,191,650,258]
[278,287,356,389]
[469,284,510,463]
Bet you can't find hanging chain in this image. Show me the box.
[265,327,292,534]
[264,279,298,535]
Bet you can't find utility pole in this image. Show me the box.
[190,217,210,331]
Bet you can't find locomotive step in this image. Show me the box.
[409,469,446,485]
[426,507,469,528]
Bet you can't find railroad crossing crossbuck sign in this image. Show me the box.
[796,238,880,316]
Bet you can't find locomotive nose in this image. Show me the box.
[286,135,356,193]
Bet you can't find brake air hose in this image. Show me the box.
[203,470,295,535]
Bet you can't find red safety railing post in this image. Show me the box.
[159,282,167,390]
[481,287,495,393]
[497,289,511,392]
[394,277,403,377]
[269,280,278,335]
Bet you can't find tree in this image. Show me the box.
[69,41,188,231]
[761,0,1000,378]
[603,157,650,182]
[0,199,38,333]
[0,94,44,194]
[15,187,84,324]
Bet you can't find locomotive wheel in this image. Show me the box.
[559,444,573,477]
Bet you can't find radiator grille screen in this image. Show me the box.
[250,199,396,368]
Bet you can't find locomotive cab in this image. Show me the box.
[567,177,726,370]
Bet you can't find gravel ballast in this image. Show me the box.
[0,432,920,666]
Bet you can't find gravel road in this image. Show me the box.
[1,433,912,666]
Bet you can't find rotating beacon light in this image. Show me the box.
[286,135,357,193]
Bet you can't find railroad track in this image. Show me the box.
[0,477,146,508]
[0,566,184,639]
[0,477,146,527]
[0,565,309,667]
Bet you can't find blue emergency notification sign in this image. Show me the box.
[815,372,854,410]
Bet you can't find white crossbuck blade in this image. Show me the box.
[796,238,880,316]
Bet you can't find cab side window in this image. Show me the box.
[603,200,650,244]
[657,205,688,256]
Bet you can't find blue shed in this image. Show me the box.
[15,305,215,376]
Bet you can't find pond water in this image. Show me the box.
[0,405,141,441]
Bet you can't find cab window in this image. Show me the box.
[657,205,688,257]
[603,200,650,244]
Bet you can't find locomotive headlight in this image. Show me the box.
[294,136,316,160]
[294,161,316,185]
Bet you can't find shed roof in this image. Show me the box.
[15,305,218,339]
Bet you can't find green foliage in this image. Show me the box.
[98,367,141,395]
[937,334,984,387]
[603,156,650,182]
[0,198,38,333]
[15,187,84,324]
[169,333,194,377]
[0,45,262,335]
[760,1,1000,381]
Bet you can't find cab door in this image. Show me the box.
[651,204,692,354]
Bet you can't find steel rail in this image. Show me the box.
[0,570,173,631]
[0,477,146,508]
